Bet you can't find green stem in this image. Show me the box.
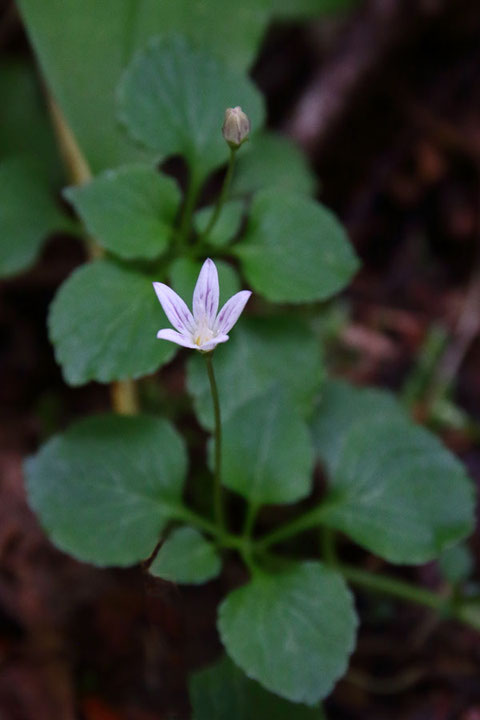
[178,168,201,248]
[320,526,338,566]
[200,148,236,241]
[340,564,480,631]
[243,502,259,539]
[204,352,225,530]
[257,504,331,550]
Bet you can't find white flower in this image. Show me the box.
[153,258,251,352]
[222,106,250,148]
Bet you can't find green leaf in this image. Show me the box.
[65,165,181,260]
[149,527,221,584]
[194,200,245,247]
[0,60,62,182]
[222,388,314,506]
[190,655,325,719]
[233,189,359,303]
[232,132,316,197]
[187,315,325,430]
[270,0,358,18]
[49,259,176,385]
[25,414,187,566]
[0,156,70,278]
[311,379,404,474]
[170,257,241,309]
[117,35,265,181]
[321,415,475,564]
[438,543,474,585]
[218,561,357,704]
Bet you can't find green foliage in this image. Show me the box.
[149,527,221,584]
[0,156,70,278]
[233,189,359,302]
[190,655,325,719]
[170,257,241,308]
[49,259,176,385]
[65,165,181,260]
[221,388,314,506]
[0,60,61,181]
[312,379,403,473]
[312,381,475,564]
[25,414,187,566]
[218,561,358,704]
[194,200,245,247]
[438,543,474,585]
[187,315,325,430]
[232,132,316,197]
[117,36,265,181]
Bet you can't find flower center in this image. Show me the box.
[193,315,215,346]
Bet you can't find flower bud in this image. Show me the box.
[222,106,250,149]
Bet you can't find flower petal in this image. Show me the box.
[199,334,230,352]
[214,290,251,334]
[156,328,197,349]
[193,258,219,326]
[153,282,195,334]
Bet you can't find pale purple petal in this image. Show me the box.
[156,328,197,349]
[199,334,230,352]
[193,258,219,326]
[153,282,195,334]
[215,290,251,334]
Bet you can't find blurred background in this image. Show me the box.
[1,0,480,718]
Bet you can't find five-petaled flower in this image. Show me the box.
[153,259,251,352]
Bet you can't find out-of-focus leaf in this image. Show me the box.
[49,259,176,385]
[25,414,187,566]
[65,165,181,260]
[232,132,316,197]
[149,527,221,584]
[233,190,359,303]
[117,36,265,181]
[0,156,70,278]
[218,561,357,704]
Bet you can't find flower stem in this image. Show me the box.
[204,352,225,530]
[200,148,236,241]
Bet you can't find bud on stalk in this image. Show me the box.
[222,106,250,149]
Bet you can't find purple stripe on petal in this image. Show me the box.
[156,328,197,349]
[215,290,251,334]
[193,258,219,326]
[153,282,195,333]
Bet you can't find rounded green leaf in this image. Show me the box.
[222,388,314,506]
[170,257,241,309]
[231,132,316,197]
[233,189,359,303]
[149,527,221,584]
[218,562,358,704]
[65,165,181,260]
[25,414,187,566]
[187,315,325,430]
[311,379,404,474]
[117,35,265,179]
[322,416,475,564]
[194,199,245,247]
[0,156,70,278]
[190,655,325,719]
[49,259,176,385]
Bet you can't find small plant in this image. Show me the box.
[3,9,478,716]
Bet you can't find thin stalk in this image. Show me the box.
[199,148,236,241]
[340,564,480,631]
[47,93,139,415]
[257,504,331,550]
[204,352,225,530]
[178,168,201,248]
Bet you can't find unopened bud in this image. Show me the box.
[222,106,250,149]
